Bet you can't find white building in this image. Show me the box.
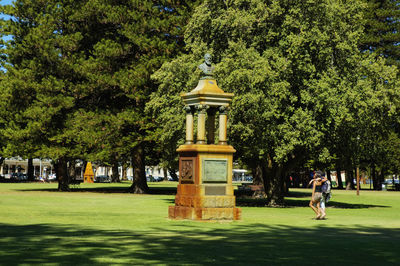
[0,157,54,178]
[1,157,174,181]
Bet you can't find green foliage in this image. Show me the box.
[0,1,79,161]
[360,0,400,68]
[151,0,400,204]
[0,1,200,190]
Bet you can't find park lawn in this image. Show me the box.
[0,182,399,265]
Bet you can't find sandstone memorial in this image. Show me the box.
[168,54,241,220]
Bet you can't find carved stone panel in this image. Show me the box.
[180,158,195,183]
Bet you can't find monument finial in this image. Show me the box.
[199,53,215,79]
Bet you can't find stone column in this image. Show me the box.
[185,106,194,145]
[218,106,228,145]
[196,105,207,144]
[206,108,216,144]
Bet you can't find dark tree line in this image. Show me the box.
[1,0,400,203]
[0,0,200,191]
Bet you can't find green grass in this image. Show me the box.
[0,182,399,265]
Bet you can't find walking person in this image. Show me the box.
[320,174,332,219]
[309,170,328,219]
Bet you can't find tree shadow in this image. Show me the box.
[284,199,390,209]
[0,223,398,265]
[162,197,388,209]
[18,185,389,209]
[287,190,311,198]
[17,185,178,195]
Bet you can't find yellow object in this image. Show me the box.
[83,162,94,183]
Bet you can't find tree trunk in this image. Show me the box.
[111,160,120,183]
[372,165,379,190]
[336,168,344,189]
[27,158,34,181]
[57,157,70,191]
[262,157,285,206]
[129,144,149,193]
[326,170,331,182]
[283,175,290,196]
[345,169,354,190]
[378,168,385,191]
[251,163,267,198]
[252,164,263,185]
[163,167,168,181]
[301,170,309,188]
[168,168,178,181]
[121,164,127,181]
[82,161,87,180]
[68,159,76,181]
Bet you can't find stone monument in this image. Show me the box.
[168,54,241,220]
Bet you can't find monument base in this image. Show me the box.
[169,205,241,220]
[169,144,241,221]
[169,183,241,220]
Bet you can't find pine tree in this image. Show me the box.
[0,0,200,191]
[360,0,400,67]
[66,1,200,192]
[0,1,80,189]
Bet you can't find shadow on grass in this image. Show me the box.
[234,198,389,209]
[287,190,310,198]
[17,185,178,195]
[283,199,390,209]
[18,185,388,209]
[0,223,398,265]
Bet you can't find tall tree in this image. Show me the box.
[66,1,200,192]
[360,0,400,67]
[1,1,199,191]
[150,0,399,205]
[0,72,6,167]
[0,1,83,190]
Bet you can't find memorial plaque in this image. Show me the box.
[205,186,226,195]
[202,159,227,183]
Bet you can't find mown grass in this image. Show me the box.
[0,182,399,265]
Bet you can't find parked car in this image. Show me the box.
[47,174,56,181]
[385,179,400,184]
[10,173,28,181]
[167,176,178,181]
[154,176,164,182]
[95,175,111,183]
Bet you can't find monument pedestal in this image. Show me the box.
[168,144,241,220]
[168,57,241,221]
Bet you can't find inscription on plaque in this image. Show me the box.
[202,159,227,183]
[205,186,226,195]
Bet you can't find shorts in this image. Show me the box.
[313,192,322,203]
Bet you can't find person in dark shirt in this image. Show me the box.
[309,171,328,219]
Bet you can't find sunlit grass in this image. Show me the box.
[0,182,399,265]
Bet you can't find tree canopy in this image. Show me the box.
[360,0,400,68]
[1,0,400,200]
[150,0,400,205]
[0,0,199,191]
